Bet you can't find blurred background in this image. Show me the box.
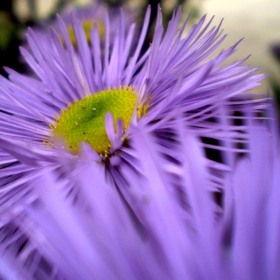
[0,0,280,100]
[202,0,280,96]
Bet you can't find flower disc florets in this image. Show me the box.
[52,87,137,155]
[66,20,104,46]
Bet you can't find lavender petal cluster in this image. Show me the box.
[0,6,279,280]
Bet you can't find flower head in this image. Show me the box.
[34,0,136,47]
[0,6,278,280]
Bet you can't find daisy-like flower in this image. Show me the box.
[0,6,277,280]
[35,0,136,47]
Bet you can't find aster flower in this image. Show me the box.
[35,0,136,47]
[0,6,277,280]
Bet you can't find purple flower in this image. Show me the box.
[34,0,136,47]
[0,6,278,280]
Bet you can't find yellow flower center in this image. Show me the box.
[51,87,139,155]
[65,20,105,47]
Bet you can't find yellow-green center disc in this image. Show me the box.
[53,88,137,155]
[65,20,105,47]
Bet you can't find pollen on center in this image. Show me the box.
[51,87,139,155]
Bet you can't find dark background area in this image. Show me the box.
[0,1,27,77]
